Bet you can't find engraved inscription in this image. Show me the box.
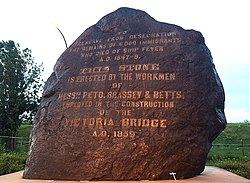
[61,30,183,139]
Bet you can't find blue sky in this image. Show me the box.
[1,0,250,122]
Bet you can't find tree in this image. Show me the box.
[0,40,43,150]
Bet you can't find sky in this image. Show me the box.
[1,0,250,122]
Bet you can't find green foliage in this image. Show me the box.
[0,152,28,175]
[0,124,30,175]
[0,143,5,153]
[0,40,43,150]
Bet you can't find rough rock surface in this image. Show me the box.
[23,7,226,181]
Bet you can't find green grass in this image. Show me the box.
[15,124,32,152]
[16,124,32,139]
[207,122,250,179]
[206,158,250,179]
[213,123,250,144]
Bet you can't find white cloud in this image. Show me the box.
[225,108,250,123]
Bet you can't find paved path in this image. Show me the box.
[0,166,249,183]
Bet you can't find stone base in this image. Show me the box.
[0,166,249,183]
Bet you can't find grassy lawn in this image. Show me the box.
[16,124,32,139]
[1,123,250,179]
[207,122,250,179]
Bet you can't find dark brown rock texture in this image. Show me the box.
[23,7,227,181]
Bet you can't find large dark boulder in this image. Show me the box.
[23,7,226,181]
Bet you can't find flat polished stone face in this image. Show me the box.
[23,7,226,181]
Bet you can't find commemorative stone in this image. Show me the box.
[23,7,227,180]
